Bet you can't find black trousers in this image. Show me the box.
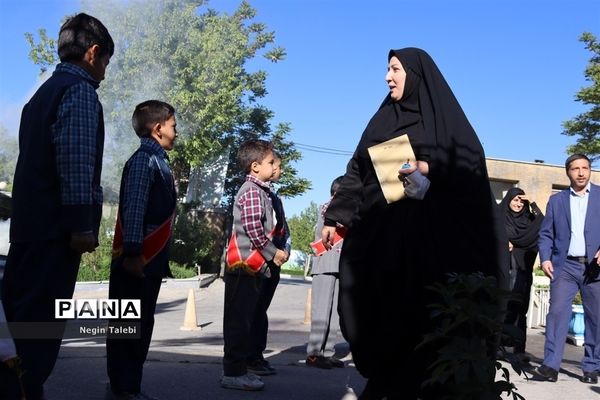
[0,238,81,400]
[106,266,162,394]
[222,270,263,376]
[504,267,533,353]
[248,264,280,362]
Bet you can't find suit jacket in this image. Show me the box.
[538,182,600,274]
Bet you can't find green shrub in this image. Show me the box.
[170,204,212,268]
[419,272,525,400]
[169,261,198,279]
[281,268,304,277]
[77,206,207,281]
[78,213,115,281]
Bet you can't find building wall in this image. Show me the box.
[486,158,600,211]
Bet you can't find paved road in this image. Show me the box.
[39,276,599,399]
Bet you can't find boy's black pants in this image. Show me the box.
[0,238,80,400]
[248,264,280,363]
[223,269,263,376]
[106,266,162,394]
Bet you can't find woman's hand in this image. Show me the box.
[518,194,534,203]
[398,160,429,177]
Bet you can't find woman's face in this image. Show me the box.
[509,195,525,213]
[385,56,407,101]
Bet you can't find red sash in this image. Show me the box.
[112,211,175,265]
[226,228,275,274]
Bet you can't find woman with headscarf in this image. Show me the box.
[499,187,543,362]
[320,48,506,399]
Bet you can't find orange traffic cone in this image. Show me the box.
[180,288,200,331]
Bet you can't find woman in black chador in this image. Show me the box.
[321,48,505,399]
[499,187,543,361]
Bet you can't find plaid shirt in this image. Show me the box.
[239,175,273,250]
[51,62,103,208]
[121,138,171,247]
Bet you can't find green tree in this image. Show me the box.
[26,0,309,202]
[24,29,57,75]
[0,125,18,185]
[563,32,600,163]
[25,0,311,268]
[287,201,319,255]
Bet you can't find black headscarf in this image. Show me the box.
[499,187,543,249]
[327,47,505,279]
[392,48,501,278]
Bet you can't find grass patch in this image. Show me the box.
[281,268,305,277]
[169,262,198,279]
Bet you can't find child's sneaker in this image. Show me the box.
[220,373,264,391]
[247,359,277,376]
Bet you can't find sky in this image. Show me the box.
[0,0,599,217]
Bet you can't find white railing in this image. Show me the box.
[527,285,550,328]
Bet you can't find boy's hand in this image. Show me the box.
[70,232,97,253]
[273,249,287,266]
[123,255,146,278]
[321,226,337,250]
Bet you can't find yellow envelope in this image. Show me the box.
[367,134,416,204]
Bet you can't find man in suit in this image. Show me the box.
[534,153,600,384]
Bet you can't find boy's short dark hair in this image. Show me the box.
[58,13,114,63]
[132,100,175,138]
[565,153,591,171]
[237,139,273,174]
[330,176,344,196]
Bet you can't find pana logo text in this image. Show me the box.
[55,299,141,319]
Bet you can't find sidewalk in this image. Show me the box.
[42,276,598,400]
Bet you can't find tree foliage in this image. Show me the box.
[26,0,310,205]
[419,273,525,400]
[563,32,600,163]
[287,201,319,254]
[24,29,57,75]
[25,0,311,268]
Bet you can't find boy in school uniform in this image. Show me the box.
[106,100,177,400]
[247,152,290,375]
[0,13,113,400]
[222,140,288,391]
[306,176,345,369]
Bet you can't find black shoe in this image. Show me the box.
[261,359,277,374]
[533,364,558,382]
[581,371,598,384]
[306,355,333,369]
[514,352,531,364]
[328,356,345,368]
[247,360,276,376]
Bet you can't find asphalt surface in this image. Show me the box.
[31,276,600,399]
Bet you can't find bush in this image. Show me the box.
[170,204,213,268]
[169,261,199,279]
[77,206,206,281]
[78,213,115,281]
[419,272,525,400]
[574,291,582,305]
[281,268,304,277]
